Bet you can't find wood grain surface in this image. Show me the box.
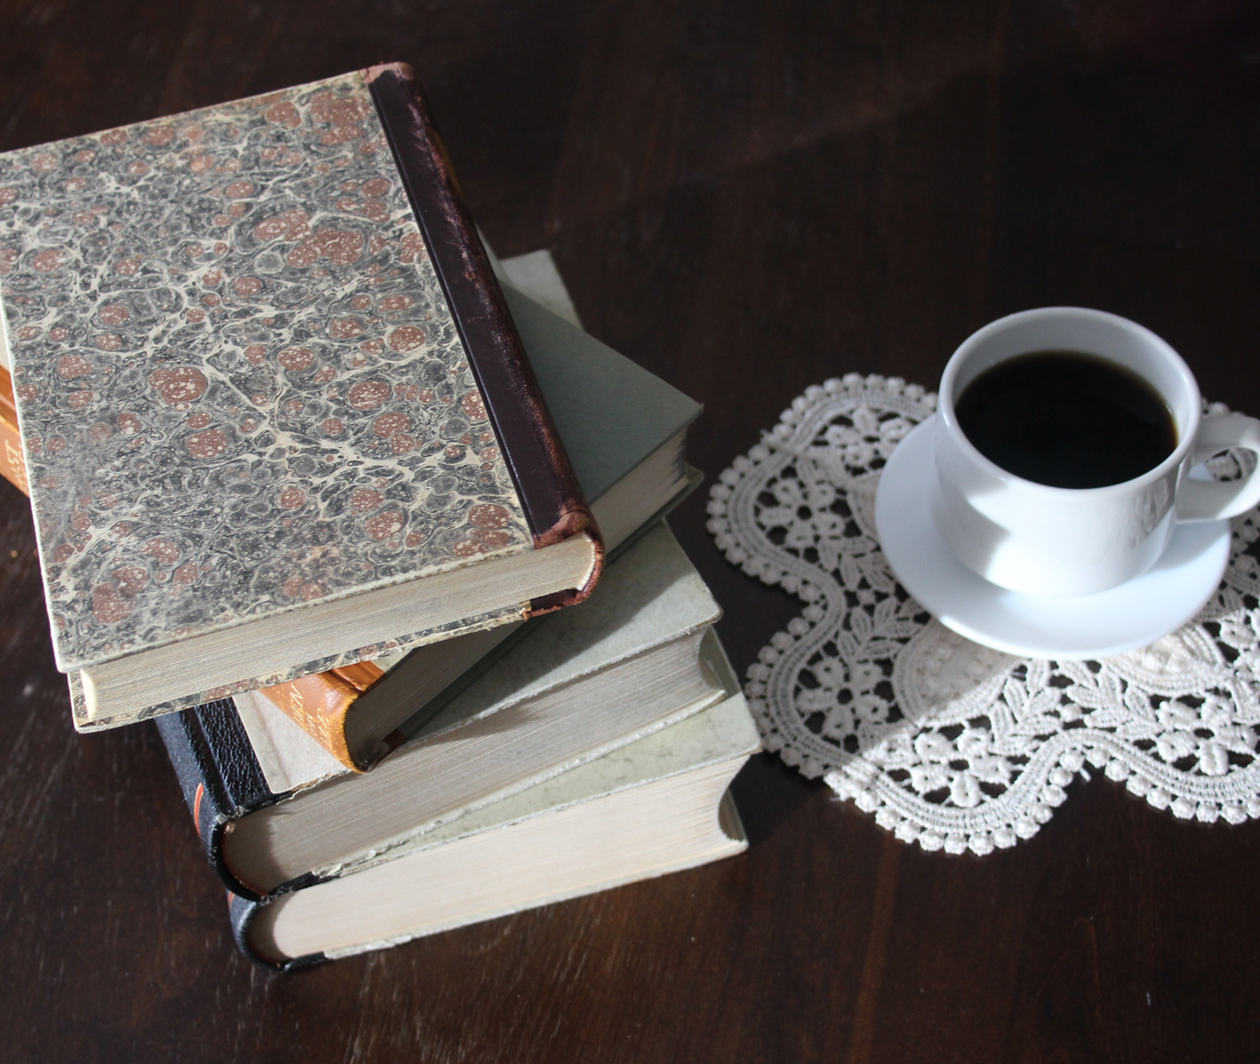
[2,2,1258,1061]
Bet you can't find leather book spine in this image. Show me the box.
[258,661,385,772]
[227,892,325,972]
[365,63,604,614]
[153,700,280,901]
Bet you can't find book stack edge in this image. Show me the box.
[0,68,758,968]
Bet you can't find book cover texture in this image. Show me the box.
[0,71,534,673]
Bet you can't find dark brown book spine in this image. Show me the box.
[365,63,604,614]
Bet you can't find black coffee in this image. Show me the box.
[954,350,1177,489]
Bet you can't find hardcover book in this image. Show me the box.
[157,523,726,899]
[0,65,601,731]
[229,685,760,969]
[0,259,701,769]
[259,279,702,768]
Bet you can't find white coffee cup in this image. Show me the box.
[933,307,1260,597]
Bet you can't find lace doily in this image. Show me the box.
[707,375,1260,855]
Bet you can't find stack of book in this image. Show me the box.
[0,65,758,969]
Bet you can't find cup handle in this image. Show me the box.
[1177,413,1260,521]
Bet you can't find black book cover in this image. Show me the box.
[154,700,285,901]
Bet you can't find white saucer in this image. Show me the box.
[873,418,1231,660]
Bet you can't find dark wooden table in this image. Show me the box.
[3,2,1258,1061]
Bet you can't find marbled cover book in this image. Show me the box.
[0,66,597,727]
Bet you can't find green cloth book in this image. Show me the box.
[257,274,702,769]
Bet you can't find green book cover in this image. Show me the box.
[257,261,704,769]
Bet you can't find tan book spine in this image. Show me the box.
[0,368,28,495]
[258,662,385,772]
[0,370,27,494]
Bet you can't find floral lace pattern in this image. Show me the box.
[707,375,1260,855]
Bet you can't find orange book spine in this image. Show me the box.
[259,661,385,772]
[0,368,28,495]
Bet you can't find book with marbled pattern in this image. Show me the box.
[0,65,601,731]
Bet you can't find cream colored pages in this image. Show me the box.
[237,522,721,794]
[254,687,760,962]
[372,682,760,858]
